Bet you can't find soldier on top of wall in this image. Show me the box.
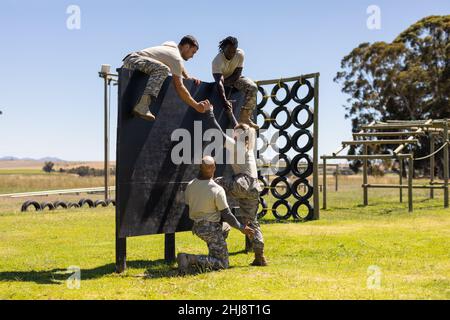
[122,35,211,121]
[212,36,259,129]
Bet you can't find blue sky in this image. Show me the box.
[0,0,448,161]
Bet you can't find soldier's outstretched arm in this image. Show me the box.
[172,75,208,113]
[224,67,242,86]
[220,207,255,239]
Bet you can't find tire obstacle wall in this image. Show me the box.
[255,74,320,221]
[115,69,319,272]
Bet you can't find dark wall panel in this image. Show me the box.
[116,68,245,237]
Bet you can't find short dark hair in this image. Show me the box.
[179,35,199,49]
[219,36,238,52]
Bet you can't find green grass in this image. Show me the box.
[0,169,46,175]
[0,179,449,299]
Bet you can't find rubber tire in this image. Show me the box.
[292,201,314,221]
[106,199,116,206]
[270,82,291,106]
[21,200,42,212]
[270,176,292,200]
[257,86,268,110]
[257,110,270,130]
[272,199,292,220]
[40,202,55,211]
[291,154,314,179]
[78,198,94,208]
[270,130,292,154]
[291,79,314,104]
[257,132,269,154]
[273,153,291,177]
[258,175,269,196]
[291,179,313,201]
[292,129,313,153]
[67,202,80,209]
[94,200,108,207]
[291,104,314,129]
[53,201,68,209]
[257,197,268,219]
[270,107,292,130]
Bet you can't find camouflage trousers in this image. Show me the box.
[215,174,264,251]
[191,220,231,271]
[232,76,257,112]
[122,52,170,97]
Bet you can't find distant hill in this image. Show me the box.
[0,156,66,162]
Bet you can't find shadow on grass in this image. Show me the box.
[0,257,251,285]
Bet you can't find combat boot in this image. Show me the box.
[132,94,155,121]
[239,109,259,130]
[251,248,268,266]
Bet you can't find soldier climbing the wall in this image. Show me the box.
[212,36,259,129]
[122,35,211,121]
[205,106,268,266]
[178,156,255,274]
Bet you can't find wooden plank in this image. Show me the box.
[342,139,419,145]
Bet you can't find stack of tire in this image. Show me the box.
[256,79,315,221]
[20,198,116,212]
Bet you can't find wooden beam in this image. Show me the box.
[342,139,419,145]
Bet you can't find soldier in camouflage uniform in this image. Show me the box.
[122,35,210,121]
[212,36,258,129]
[205,108,268,266]
[178,156,255,274]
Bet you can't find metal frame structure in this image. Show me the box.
[255,73,320,220]
[98,65,118,201]
[321,119,449,212]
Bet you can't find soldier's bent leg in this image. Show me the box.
[238,198,264,251]
[191,221,229,271]
[123,54,170,97]
[233,77,258,129]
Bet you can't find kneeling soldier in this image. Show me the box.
[178,156,255,273]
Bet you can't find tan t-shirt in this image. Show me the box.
[138,41,184,77]
[185,178,229,222]
[212,48,244,79]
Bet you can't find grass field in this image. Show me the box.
[0,174,449,300]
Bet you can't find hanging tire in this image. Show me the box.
[257,197,268,219]
[270,176,292,200]
[291,79,314,104]
[292,154,313,179]
[21,200,42,212]
[270,130,292,154]
[291,104,314,129]
[40,202,55,211]
[78,198,94,208]
[292,201,314,221]
[257,132,269,154]
[272,199,292,220]
[258,175,269,196]
[270,107,292,130]
[292,129,313,153]
[292,179,313,201]
[271,82,291,106]
[257,86,268,110]
[273,153,291,176]
[67,202,80,209]
[257,110,270,130]
[53,201,68,209]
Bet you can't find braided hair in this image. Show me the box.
[218,36,238,52]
